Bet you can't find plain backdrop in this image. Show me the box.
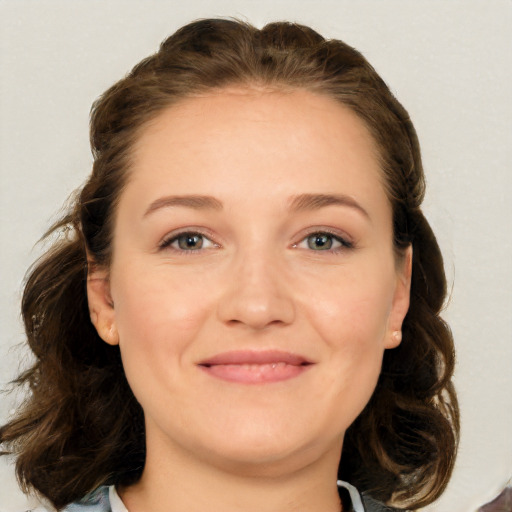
[0,1,511,511]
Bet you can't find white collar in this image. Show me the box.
[337,480,365,511]
[109,485,128,512]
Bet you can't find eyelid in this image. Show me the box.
[158,228,220,252]
[157,226,354,253]
[293,227,355,251]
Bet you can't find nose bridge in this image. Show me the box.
[217,242,295,329]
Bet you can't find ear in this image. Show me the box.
[385,245,413,349]
[87,261,119,346]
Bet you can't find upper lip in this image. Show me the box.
[198,350,312,367]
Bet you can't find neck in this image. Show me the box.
[119,436,344,512]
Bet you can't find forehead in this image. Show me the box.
[134,86,380,155]
[127,87,388,214]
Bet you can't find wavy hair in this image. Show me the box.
[0,18,459,510]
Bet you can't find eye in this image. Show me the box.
[160,231,217,252]
[295,231,353,252]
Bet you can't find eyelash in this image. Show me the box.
[293,230,354,253]
[159,230,218,253]
[158,229,354,254]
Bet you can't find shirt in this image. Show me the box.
[28,480,388,512]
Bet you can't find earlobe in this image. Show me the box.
[87,262,119,346]
[385,246,413,349]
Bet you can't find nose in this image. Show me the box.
[216,250,295,330]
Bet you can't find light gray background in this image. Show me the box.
[1,1,511,511]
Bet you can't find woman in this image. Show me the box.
[0,18,459,512]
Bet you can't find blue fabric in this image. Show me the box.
[63,487,111,512]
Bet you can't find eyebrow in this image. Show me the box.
[143,193,369,219]
[143,195,223,217]
[288,193,370,219]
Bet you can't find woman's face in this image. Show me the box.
[89,87,411,477]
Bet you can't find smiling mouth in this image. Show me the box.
[198,350,313,384]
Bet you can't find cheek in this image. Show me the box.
[111,265,215,371]
[110,267,219,422]
[306,273,394,348]
[301,268,395,400]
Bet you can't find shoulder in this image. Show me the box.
[24,486,112,512]
[361,493,401,512]
[63,486,111,511]
[338,480,398,512]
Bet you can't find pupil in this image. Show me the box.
[179,234,202,250]
[309,234,332,250]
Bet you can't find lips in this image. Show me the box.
[198,350,313,384]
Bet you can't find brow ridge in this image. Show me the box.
[144,195,223,217]
[289,193,369,219]
[144,193,369,219]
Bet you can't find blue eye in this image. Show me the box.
[296,232,352,252]
[160,232,216,251]
[307,233,334,250]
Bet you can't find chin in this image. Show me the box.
[201,440,324,478]
[186,414,342,476]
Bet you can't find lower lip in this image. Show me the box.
[199,362,312,384]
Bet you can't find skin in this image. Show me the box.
[88,87,412,512]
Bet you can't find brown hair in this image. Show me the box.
[0,18,459,510]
